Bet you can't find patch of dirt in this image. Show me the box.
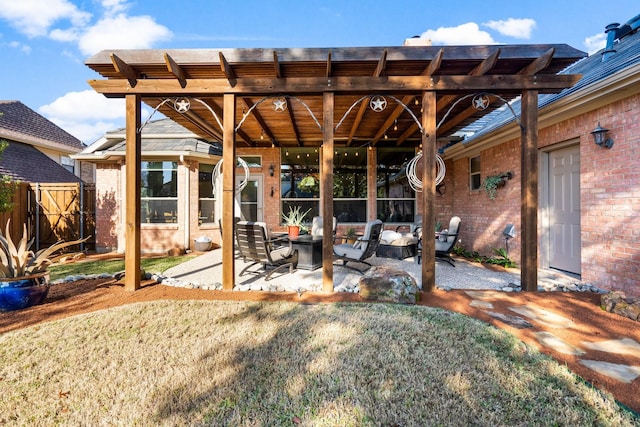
[1,278,638,415]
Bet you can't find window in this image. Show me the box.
[334,147,367,223]
[198,163,215,224]
[241,156,262,167]
[470,156,481,191]
[141,161,178,224]
[281,147,320,221]
[61,156,74,174]
[376,147,416,223]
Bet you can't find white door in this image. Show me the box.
[236,175,263,222]
[548,145,581,274]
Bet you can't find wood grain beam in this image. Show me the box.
[110,53,138,87]
[201,100,253,146]
[124,94,141,291]
[421,91,437,292]
[273,51,281,78]
[322,92,334,292]
[163,53,187,88]
[242,97,277,144]
[521,89,539,292]
[89,74,581,96]
[518,47,555,75]
[221,94,236,290]
[374,48,388,77]
[326,50,332,78]
[219,52,237,86]
[286,100,303,147]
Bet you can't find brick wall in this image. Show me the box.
[437,93,640,296]
[94,163,121,252]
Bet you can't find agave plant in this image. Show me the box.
[0,220,89,278]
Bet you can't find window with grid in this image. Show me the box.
[141,161,178,224]
[376,147,416,224]
[470,156,481,191]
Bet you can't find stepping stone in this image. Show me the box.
[486,311,533,329]
[508,305,576,329]
[534,331,585,355]
[465,291,502,300]
[581,338,640,356]
[469,300,494,309]
[579,360,640,383]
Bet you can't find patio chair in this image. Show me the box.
[333,219,383,274]
[235,221,298,280]
[417,216,461,266]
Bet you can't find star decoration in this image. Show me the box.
[369,95,387,112]
[174,98,191,113]
[272,97,287,112]
[472,94,490,111]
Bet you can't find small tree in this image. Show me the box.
[0,139,18,213]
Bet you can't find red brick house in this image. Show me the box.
[437,16,640,296]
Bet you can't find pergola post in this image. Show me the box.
[321,92,334,292]
[421,91,437,292]
[124,94,141,292]
[521,89,539,291]
[222,94,237,290]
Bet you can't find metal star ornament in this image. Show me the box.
[369,95,387,112]
[272,97,287,112]
[174,98,191,113]
[472,94,490,111]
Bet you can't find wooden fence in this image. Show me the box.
[0,182,96,251]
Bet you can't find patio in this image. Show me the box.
[161,247,582,294]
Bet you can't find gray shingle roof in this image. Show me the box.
[0,141,82,183]
[97,118,222,156]
[0,100,83,150]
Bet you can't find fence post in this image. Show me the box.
[80,182,85,251]
[35,183,40,251]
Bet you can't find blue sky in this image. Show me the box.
[1,0,638,145]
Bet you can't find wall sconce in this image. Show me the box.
[590,122,614,149]
[268,163,275,177]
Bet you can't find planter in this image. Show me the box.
[193,237,212,252]
[288,225,301,238]
[0,271,50,311]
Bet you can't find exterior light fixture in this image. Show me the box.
[269,164,275,177]
[590,122,614,149]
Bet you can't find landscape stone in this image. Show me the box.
[358,266,419,304]
[601,291,640,321]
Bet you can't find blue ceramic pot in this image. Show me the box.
[0,272,50,311]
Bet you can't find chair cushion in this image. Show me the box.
[334,243,365,259]
[380,230,402,244]
[391,235,418,246]
[270,246,292,262]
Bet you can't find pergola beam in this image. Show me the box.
[110,53,138,87]
[89,74,582,96]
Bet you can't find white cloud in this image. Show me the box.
[483,18,536,39]
[39,90,126,144]
[4,41,32,54]
[418,22,496,46]
[584,33,607,55]
[78,13,172,56]
[0,0,90,38]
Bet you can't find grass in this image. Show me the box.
[0,301,637,426]
[48,255,196,281]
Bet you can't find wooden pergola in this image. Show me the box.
[85,44,586,293]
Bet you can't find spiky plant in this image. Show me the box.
[0,220,89,278]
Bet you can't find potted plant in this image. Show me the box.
[0,220,89,311]
[344,227,358,244]
[480,171,513,200]
[281,206,311,238]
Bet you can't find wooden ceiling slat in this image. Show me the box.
[163,53,187,88]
